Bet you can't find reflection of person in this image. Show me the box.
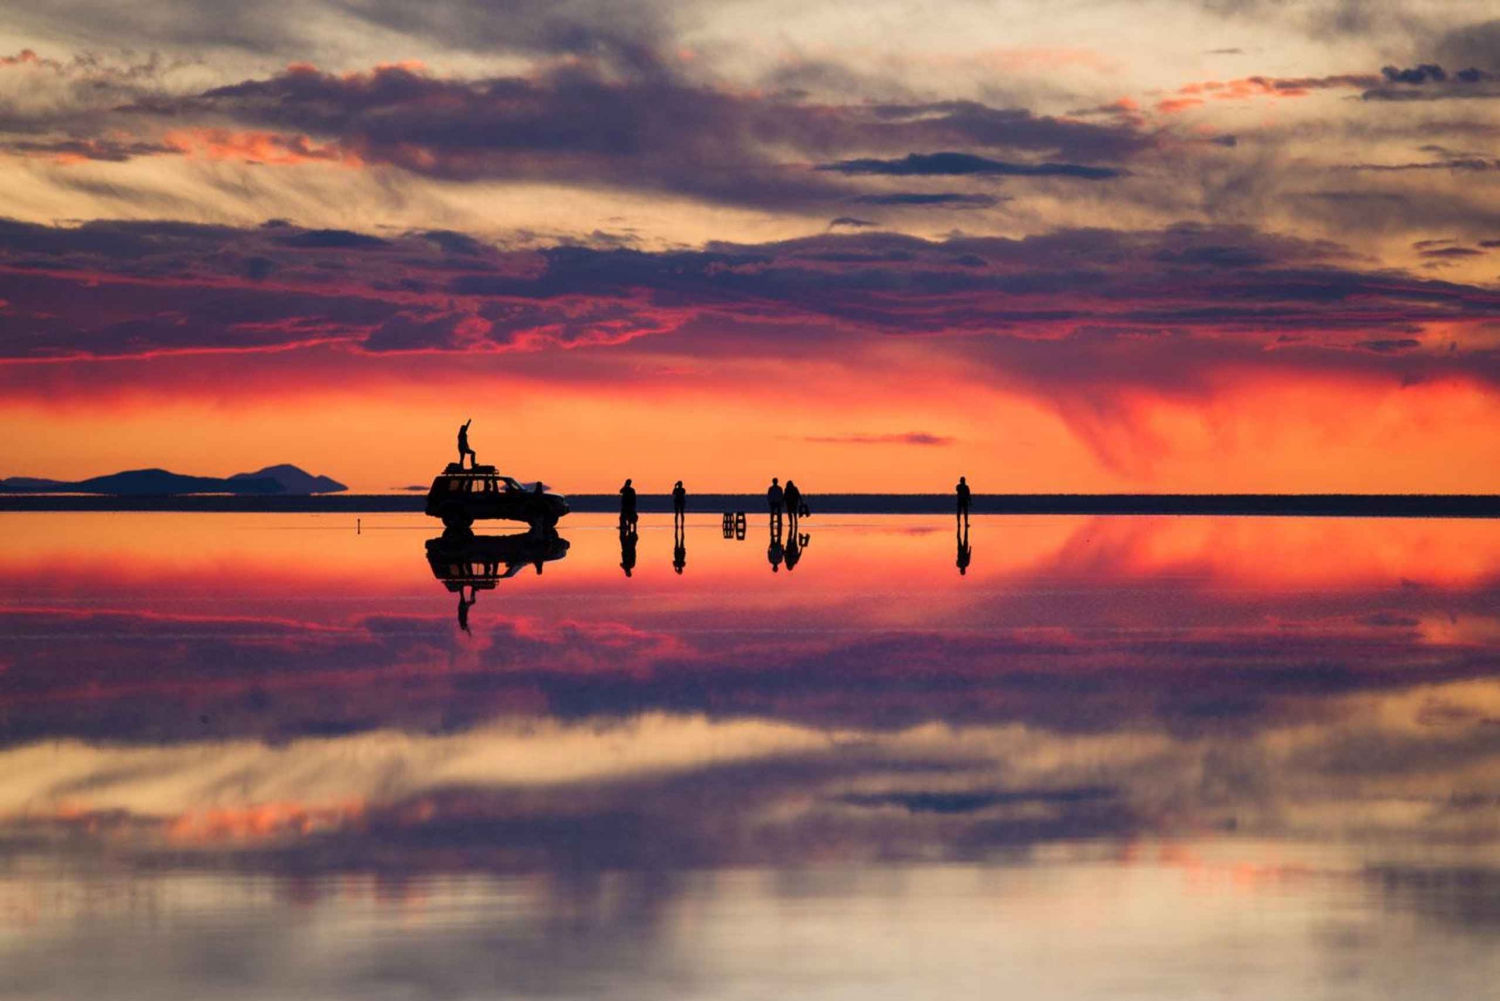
[785,531,807,571]
[672,480,687,527]
[673,523,687,575]
[619,478,638,531]
[767,478,784,532]
[620,524,638,577]
[956,475,971,526]
[784,480,802,534]
[457,419,477,469]
[767,530,784,572]
[457,585,477,634]
[956,523,972,576]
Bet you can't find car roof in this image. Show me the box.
[434,470,534,487]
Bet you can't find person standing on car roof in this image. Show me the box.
[457,419,477,469]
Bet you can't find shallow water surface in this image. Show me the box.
[2,512,1499,998]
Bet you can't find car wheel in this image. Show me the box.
[440,504,473,530]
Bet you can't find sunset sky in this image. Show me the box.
[2,1,1499,492]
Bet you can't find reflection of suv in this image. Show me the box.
[425,531,570,588]
[424,463,570,530]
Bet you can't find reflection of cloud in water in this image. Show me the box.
[2,850,1499,1001]
[3,514,1500,996]
[4,679,1500,870]
[2,600,1498,743]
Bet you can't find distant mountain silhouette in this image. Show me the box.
[229,464,347,495]
[0,464,346,496]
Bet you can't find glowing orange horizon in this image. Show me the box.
[4,359,1499,494]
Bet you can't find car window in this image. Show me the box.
[448,479,461,491]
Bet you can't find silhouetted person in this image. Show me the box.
[673,521,687,575]
[956,475,972,526]
[767,477,784,532]
[784,480,802,533]
[957,522,972,576]
[619,523,638,577]
[457,419,477,469]
[457,585,477,635]
[619,478,638,532]
[672,480,687,527]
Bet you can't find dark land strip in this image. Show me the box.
[2,494,1498,517]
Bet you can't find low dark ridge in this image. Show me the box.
[1,494,1497,518]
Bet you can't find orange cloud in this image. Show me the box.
[1160,72,1381,109]
[0,49,59,70]
[164,128,362,167]
[1156,97,1205,114]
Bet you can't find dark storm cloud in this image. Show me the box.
[421,230,490,256]
[276,228,391,250]
[2,218,1500,408]
[1344,158,1500,172]
[1419,246,1486,259]
[1362,63,1500,101]
[817,152,1125,180]
[97,63,1149,212]
[801,432,955,446]
[2,137,182,162]
[864,101,1147,161]
[1436,19,1500,71]
[850,193,1003,207]
[1382,64,1449,85]
[0,0,678,71]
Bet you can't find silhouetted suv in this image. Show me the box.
[425,463,570,530]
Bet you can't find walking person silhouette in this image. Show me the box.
[784,479,802,534]
[619,478,638,532]
[767,477,784,532]
[672,480,687,528]
[457,419,477,469]
[956,475,972,527]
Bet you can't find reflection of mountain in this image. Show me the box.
[426,530,570,589]
[0,464,346,495]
